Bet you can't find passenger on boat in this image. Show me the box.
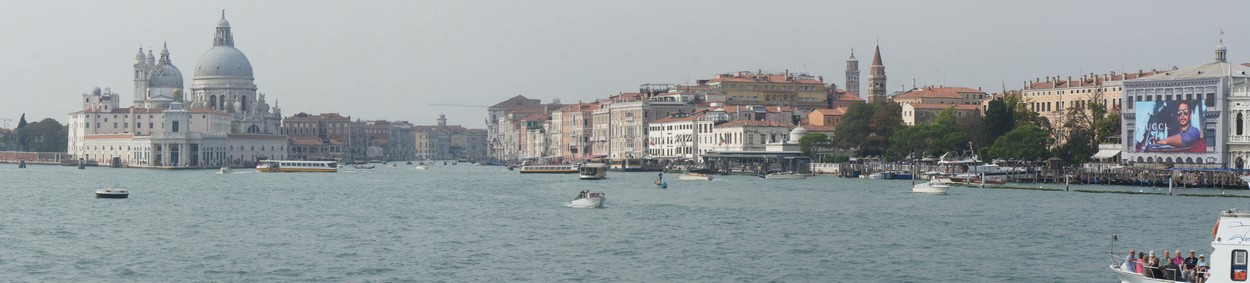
[1197,254,1208,283]
[1122,249,1137,272]
[1184,250,1198,282]
[1137,253,1147,274]
[1161,256,1180,280]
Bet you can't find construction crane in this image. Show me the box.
[0,118,10,129]
[428,103,488,108]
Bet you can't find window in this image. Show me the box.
[1234,249,1247,281]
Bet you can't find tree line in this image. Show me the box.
[2,114,67,152]
[799,93,1121,164]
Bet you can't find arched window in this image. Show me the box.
[218,95,225,110]
[209,96,217,110]
[1240,112,1246,136]
[248,125,260,133]
[240,95,248,111]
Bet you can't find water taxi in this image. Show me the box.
[1109,209,1250,282]
[519,164,579,174]
[96,188,129,198]
[763,172,808,180]
[256,160,338,173]
[578,163,608,180]
[679,172,713,181]
[571,190,605,208]
[912,181,950,194]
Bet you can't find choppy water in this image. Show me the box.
[1,163,1246,282]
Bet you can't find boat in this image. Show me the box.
[570,190,605,208]
[763,172,808,180]
[519,164,579,174]
[218,166,232,174]
[414,165,428,170]
[353,164,375,169]
[679,172,713,181]
[256,160,338,173]
[1241,175,1250,189]
[937,147,1009,184]
[96,188,129,198]
[1108,209,1250,282]
[912,181,950,194]
[578,163,608,180]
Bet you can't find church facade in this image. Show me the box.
[67,13,287,168]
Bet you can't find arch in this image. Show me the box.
[240,95,248,112]
[218,95,225,110]
[1185,157,1193,164]
[1238,156,1246,169]
[247,125,260,133]
[209,96,218,110]
[1240,112,1246,136]
[1165,157,1173,163]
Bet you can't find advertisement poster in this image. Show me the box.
[1134,100,1206,153]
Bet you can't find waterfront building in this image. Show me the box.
[413,115,487,161]
[519,113,553,162]
[604,91,696,162]
[1023,70,1165,129]
[801,108,846,136]
[356,120,414,161]
[704,70,829,111]
[710,120,794,152]
[486,95,561,163]
[892,86,986,125]
[554,102,599,161]
[67,14,287,168]
[1122,43,1250,168]
[846,49,860,98]
[647,112,706,161]
[283,112,353,161]
[866,45,888,103]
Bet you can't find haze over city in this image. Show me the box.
[2,0,1248,128]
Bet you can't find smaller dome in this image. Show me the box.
[217,17,230,28]
[1217,44,1228,52]
[789,126,809,142]
[147,63,184,89]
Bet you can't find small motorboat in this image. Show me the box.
[678,172,713,181]
[414,165,429,170]
[406,161,413,165]
[354,164,376,169]
[96,188,129,198]
[218,166,232,174]
[763,172,808,180]
[912,181,950,194]
[571,190,605,208]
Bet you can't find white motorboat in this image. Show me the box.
[578,163,607,180]
[1108,209,1250,282]
[218,166,232,174]
[679,173,713,181]
[912,181,950,194]
[96,188,129,198]
[570,191,605,208]
[414,165,428,170]
[764,172,808,180]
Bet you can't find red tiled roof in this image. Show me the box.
[1026,69,1169,90]
[652,112,705,124]
[894,87,983,100]
[717,120,792,128]
[290,137,324,146]
[905,103,981,111]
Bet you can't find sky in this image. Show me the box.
[2,0,1249,129]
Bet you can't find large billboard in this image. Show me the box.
[1133,100,1208,153]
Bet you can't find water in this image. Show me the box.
[0,164,1245,281]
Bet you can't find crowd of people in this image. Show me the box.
[1121,248,1208,282]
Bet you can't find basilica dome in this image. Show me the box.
[148,45,184,89]
[194,46,253,78]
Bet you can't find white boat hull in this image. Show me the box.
[570,197,604,208]
[414,166,428,170]
[912,182,950,194]
[765,173,807,180]
[1241,175,1250,189]
[1108,265,1174,283]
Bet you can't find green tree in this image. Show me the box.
[865,102,903,158]
[886,124,929,160]
[798,132,831,157]
[1055,105,1096,164]
[20,118,67,152]
[832,103,873,151]
[14,113,27,152]
[957,111,985,150]
[987,125,1050,160]
[982,99,1014,147]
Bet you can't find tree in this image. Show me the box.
[20,118,67,152]
[865,102,903,158]
[1056,105,1096,164]
[987,125,1050,160]
[14,113,27,152]
[832,103,873,151]
[798,133,831,157]
[982,99,1014,147]
[957,111,985,150]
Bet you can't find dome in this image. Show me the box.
[217,17,230,28]
[147,63,184,88]
[194,46,253,78]
[789,126,808,142]
[1217,44,1228,52]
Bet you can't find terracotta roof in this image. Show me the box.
[717,120,792,128]
[1026,69,1169,90]
[809,108,846,117]
[610,92,647,102]
[652,112,705,124]
[520,113,549,122]
[290,137,324,146]
[831,89,864,101]
[894,87,983,100]
[800,124,836,133]
[489,95,540,110]
[905,103,981,111]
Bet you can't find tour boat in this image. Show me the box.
[519,164,579,174]
[218,166,231,174]
[679,172,713,181]
[256,160,338,173]
[1108,209,1250,282]
[763,172,808,180]
[570,191,605,208]
[95,188,129,198]
[912,181,950,194]
[578,163,607,180]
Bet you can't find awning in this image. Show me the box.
[1091,149,1121,159]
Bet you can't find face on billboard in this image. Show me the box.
[1134,100,1206,153]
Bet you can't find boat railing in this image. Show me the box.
[1108,253,1198,280]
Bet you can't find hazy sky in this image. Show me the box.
[2,0,1249,129]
